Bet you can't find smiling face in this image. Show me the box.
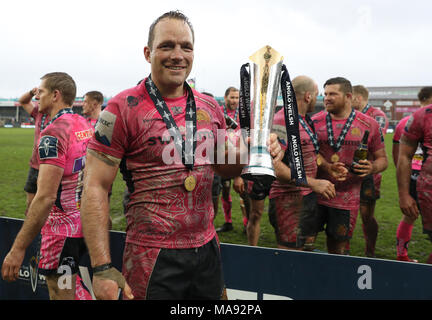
[144,18,194,98]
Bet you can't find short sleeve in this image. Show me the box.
[402,111,424,144]
[87,98,128,160]
[38,127,67,169]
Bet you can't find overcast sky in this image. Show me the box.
[0,0,430,99]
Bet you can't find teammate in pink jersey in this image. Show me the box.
[269,75,336,251]
[1,72,93,300]
[395,87,432,263]
[352,85,389,257]
[80,11,283,300]
[215,86,251,233]
[82,90,103,128]
[312,77,387,255]
[17,89,51,214]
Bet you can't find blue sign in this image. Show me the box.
[1,217,432,300]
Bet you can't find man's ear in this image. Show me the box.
[144,46,151,63]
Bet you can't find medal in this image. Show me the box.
[326,109,356,153]
[184,175,197,192]
[316,154,323,166]
[331,153,340,163]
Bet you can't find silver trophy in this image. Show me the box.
[241,45,284,185]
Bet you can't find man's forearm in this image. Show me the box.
[371,157,388,175]
[396,155,412,196]
[81,185,112,267]
[12,194,54,252]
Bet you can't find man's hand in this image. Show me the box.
[399,193,419,220]
[268,133,284,163]
[351,159,374,177]
[329,162,348,181]
[309,179,336,200]
[233,176,245,194]
[1,248,26,282]
[92,267,134,300]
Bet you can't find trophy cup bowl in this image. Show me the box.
[241,45,284,186]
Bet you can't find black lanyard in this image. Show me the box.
[145,76,197,170]
[299,114,319,154]
[326,109,356,152]
[46,108,74,126]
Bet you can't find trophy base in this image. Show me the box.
[241,166,276,187]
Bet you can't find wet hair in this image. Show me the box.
[418,86,432,103]
[224,86,239,97]
[41,72,76,106]
[147,10,194,49]
[324,77,352,94]
[85,91,104,104]
[352,85,369,100]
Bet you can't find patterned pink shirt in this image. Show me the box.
[270,109,317,199]
[402,105,432,191]
[394,115,423,171]
[87,80,226,249]
[312,110,385,210]
[38,111,93,237]
[363,104,389,135]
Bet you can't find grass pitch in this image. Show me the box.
[1,127,431,262]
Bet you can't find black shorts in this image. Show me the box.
[212,174,222,198]
[24,167,39,194]
[316,205,351,241]
[360,174,380,203]
[146,237,224,300]
[38,236,88,276]
[410,170,420,201]
[248,180,271,201]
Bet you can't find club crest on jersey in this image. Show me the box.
[351,127,361,137]
[94,111,116,146]
[38,136,58,159]
[196,109,211,124]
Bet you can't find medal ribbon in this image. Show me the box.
[326,109,356,152]
[40,114,48,132]
[46,108,74,126]
[145,76,197,171]
[238,63,251,140]
[362,104,371,114]
[299,114,319,154]
[280,64,307,186]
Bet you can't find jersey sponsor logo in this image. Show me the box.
[405,115,414,132]
[94,111,116,146]
[73,156,86,173]
[75,129,93,141]
[38,135,58,159]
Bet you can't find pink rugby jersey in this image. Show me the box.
[363,104,389,135]
[87,79,226,249]
[312,110,385,210]
[402,105,432,192]
[30,105,51,169]
[38,110,93,237]
[394,115,423,171]
[270,109,318,199]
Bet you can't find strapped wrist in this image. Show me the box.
[93,263,112,274]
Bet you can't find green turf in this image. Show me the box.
[1,127,430,262]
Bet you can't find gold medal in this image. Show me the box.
[331,153,340,163]
[316,154,323,166]
[184,175,197,192]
